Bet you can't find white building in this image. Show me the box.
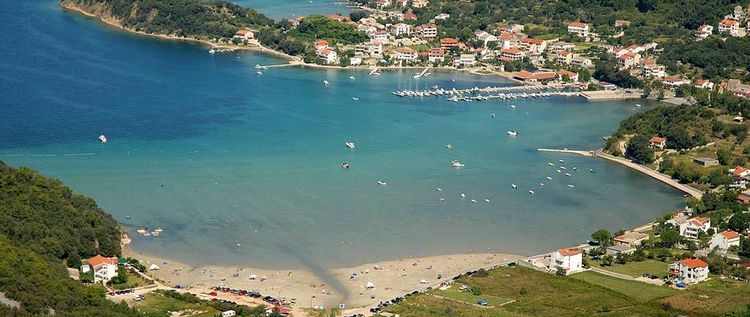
[394,47,417,62]
[475,31,497,47]
[412,0,429,8]
[679,216,711,239]
[316,48,338,64]
[568,22,590,37]
[710,230,741,251]
[84,255,119,283]
[391,23,411,37]
[221,310,236,317]
[434,13,450,21]
[416,24,438,38]
[641,61,667,78]
[549,247,583,274]
[428,48,445,63]
[718,19,740,37]
[233,29,254,42]
[669,258,709,284]
[571,56,593,68]
[370,30,390,44]
[455,53,476,66]
[695,24,714,40]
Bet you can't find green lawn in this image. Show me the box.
[571,271,677,301]
[132,292,218,317]
[110,270,154,290]
[661,278,750,317]
[599,259,669,277]
[433,285,512,306]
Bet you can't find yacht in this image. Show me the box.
[377,180,387,186]
[451,160,465,168]
[98,134,108,144]
[345,142,356,149]
[507,130,519,136]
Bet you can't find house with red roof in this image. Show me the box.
[233,29,255,42]
[718,18,740,37]
[82,254,119,283]
[669,258,709,283]
[648,136,666,149]
[679,216,711,239]
[499,48,525,62]
[427,47,445,63]
[710,230,741,251]
[440,38,460,50]
[521,38,546,55]
[549,247,583,274]
[617,52,640,70]
[567,21,590,37]
[512,70,556,84]
[316,48,338,65]
[695,24,714,40]
[730,165,750,179]
[557,69,579,82]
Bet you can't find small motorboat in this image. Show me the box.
[546,176,552,180]
[98,134,108,144]
[484,198,490,203]
[559,160,565,163]
[572,167,577,171]
[490,112,496,118]
[460,193,466,199]
[510,105,516,109]
[446,144,454,150]
[451,160,465,168]
[590,169,597,173]
[349,76,356,80]
[507,130,519,136]
[208,48,216,54]
[377,180,387,186]
[556,169,561,173]
[560,166,567,170]
[567,184,576,188]
[439,197,446,202]
[540,183,545,186]
[345,142,356,149]
[511,184,518,189]
[635,104,642,107]
[547,162,555,166]
[528,189,535,194]
[341,162,350,169]
[323,80,330,85]
[436,187,443,191]
[471,199,478,203]
[256,71,264,75]
[352,97,360,101]
[565,173,572,177]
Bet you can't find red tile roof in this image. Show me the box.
[568,22,588,28]
[720,230,741,240]
[522,38,544,45]
[557,247,582,256]
[649,136,666,143]
[679,258,708,268]
[720,19,738,27]
[88,255,118,268]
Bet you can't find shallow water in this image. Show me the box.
[0,1,683,272]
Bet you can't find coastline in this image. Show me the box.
[59,0,524,82]
[123,244,523,313]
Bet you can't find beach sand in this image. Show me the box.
[124,246,523,312]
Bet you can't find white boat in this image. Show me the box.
[377,180,387,186]
[98,134,108,144]
[540,183,545,186]
[507,130,519,136]
[323,80,330,85]
[490,112,496,118]
[546,176,552,180]
[635,104,642,107]
[451,160,465,168]
[460,193,466,199]
[208,48,216,54]
[528,189,535,194]
[567,184,576,188]
[345,142,356,149]
[341,162,350,169]
[559,160,565,163]
[436,187,443,191]
[510,105,516,108]
[254,64,267,69]
[256,71,264,75]
[547,162,555,166]
[484,198,490,203]
[349,76,356,80]
[511,184,517,189]
[352,97,360,101]
[471,199,477,203]
[560,166,567,170]
[556,169,561,173]
[445,144,454,150]
[590,169,597,173]
[565,173,572,177]
[439,197,446,202]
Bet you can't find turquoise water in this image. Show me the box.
[237,0,350,19]
[1,2,683,272]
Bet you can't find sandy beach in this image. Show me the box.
[124,245,523,312]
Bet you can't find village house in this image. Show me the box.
[233,29,254,42]
[694,79,715,90]
[550,41,575,51]
[82,255,119,283]
[416,24,437,38]
[607,244,636,256]
[549,247,583,274]
[412,0,429,8]
[737,190,750,204]
[513,70,556,84]
[375,0,392,9]
[641,60,666,78]
[455,53,476,67]
[662,76,691,87]
[440,38,460,50]
[568,21,590,37]
[475,31,498,47]
[428,47,446,63]
[731,165,750,179]
[391,23,411,37]
[395,0,409,8]
[617,52,640,69]
[328,14,350,22]
[615,20,631,28]
[313,39,329,51]
[718,19,741,36]
[669,258,709,284]
[317,48,338,65]
[557,69,579,82]
[521,38,546,55]
[695,24,714,40]
[556,50,574,64]
[613,231,649,247]
[370,30,390,44]
[403,12,417,21]
[499,48,526,62]
[571,56,593,68]
[497,32,517,49]
[394,47,417,62]
[693,157,720,167]
[434,13,450,21]
[648,136,667,149]
[710,230,741,251]
[679,216,711,239]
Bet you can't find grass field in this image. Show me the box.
[381,266,750,317]
[571,271,677,301]
[433,285,512,307]
[598,259,669,277]
[132,292,218,317]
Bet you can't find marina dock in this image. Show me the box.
[392,84,583,102]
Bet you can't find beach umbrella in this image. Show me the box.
[149,264,160,270]
[366,281,375,289]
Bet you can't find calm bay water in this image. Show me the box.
[0,1,683,271]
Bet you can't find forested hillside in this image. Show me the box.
[0,161,138,316]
